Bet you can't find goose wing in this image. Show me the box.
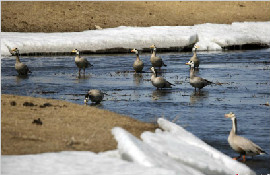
[233,135,266,155]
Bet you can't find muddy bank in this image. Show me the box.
[2,1,270,32]
[1,94,157,155]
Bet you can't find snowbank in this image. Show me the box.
[1,22,269,56]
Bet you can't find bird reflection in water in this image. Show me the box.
[152,89,171,101]
[133,73,144,86]
[15,74,29,84]
[189,91,209,104]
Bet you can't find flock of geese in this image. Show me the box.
[10,44,266,162]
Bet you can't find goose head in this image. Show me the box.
[193,44,199,52]
[150,44,156,49]
[225,112,236,120]
[11,48,19,55]
[84,93,90,104]
[72,49,79,55]
[186,60,195,68]
[131,48,138,55]
[150,44,157,52]
[150,67,156,74]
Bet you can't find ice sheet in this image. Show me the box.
[1,151,176,175]
[1,21,269,56]
[2,118,256,175]
[142,118,256,175]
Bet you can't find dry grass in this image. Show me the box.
[1,94,158,155]
[1,1,270,32]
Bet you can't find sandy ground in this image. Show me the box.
[1,1,270,32]
[1,94,157,155]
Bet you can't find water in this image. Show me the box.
[1,49,270,174]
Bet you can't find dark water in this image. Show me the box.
[1,49,270,174]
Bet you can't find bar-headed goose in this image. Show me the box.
[150,67,174,89]
[225,112,266,161]
[150,44,167,68]
[11,48,31,75]
[131,48,144,73]
[189,44,200,68]
[84,89,104,104]
[186,60,212,93]
[72,49,93,77]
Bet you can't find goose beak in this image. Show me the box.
[131,49,135,52]
[185,62,190,65]
[72,49,76,52]
[150,45,155,48]
[11,48,16,51]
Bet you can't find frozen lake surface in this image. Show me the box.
[1,48,270,174]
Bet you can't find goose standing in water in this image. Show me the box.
[225,112,266,162]
[131,48,144,73]
[84,89,104,104]
[72,49,93,77]
[150,44,167,68]
[11,48,31,75]
[186,60,212,93]
[150,67,174,89]
[189,44,200,69]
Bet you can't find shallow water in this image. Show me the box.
[1,49,270,174]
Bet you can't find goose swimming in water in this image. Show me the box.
[11,48,31,75]
[150,67,174,89]
[186,60,212,93]
[189,44,200,68]
[131,48,144,73]
[150,45,167,68]
[72,49,93,77]
[225,112,267,162]
[84,89,104,104]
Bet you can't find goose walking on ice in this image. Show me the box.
[189,44,200,69]
[84,89,104,104]
[225,112,267,162]
[11,48,31,75]
[185,60,212,93]
[131,48,144,73]
[150,67,174,89]
[72,49,93,77]
[150,44,167,68]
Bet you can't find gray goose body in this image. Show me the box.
[150,67,174,89]
[12,48,31,75]
[84,89,104,104]
[225,112,266,161]
[186,61,211,92]
[189,44,200,68]
[150,45,167,68]
[131,49,144,72]
[72,49,92,76]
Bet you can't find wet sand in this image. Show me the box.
[1,94,157,155]
[2,1,270,32]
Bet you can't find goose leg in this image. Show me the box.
[242,155,246,162]
[78,68,81,77]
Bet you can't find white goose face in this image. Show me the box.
[11,48,19,54]
[185,60,194,67]
[225,112,236,119]
[72,49,79,54]
[194,44,199,49]
[150,67,156,73]
[131,48,138,54]
[150,44,156,49]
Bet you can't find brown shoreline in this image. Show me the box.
[2,1,270,33]
[1,94,157,155]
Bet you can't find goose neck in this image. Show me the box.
[231,117,237,134]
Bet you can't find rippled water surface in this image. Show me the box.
[2,49,270,174]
